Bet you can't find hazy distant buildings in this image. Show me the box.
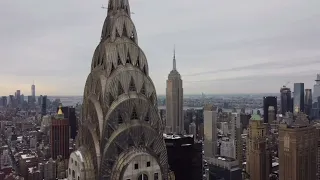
[305,89,312,116]
[279,113,317,180]
[294,83,305,113]
[0,96,7,107]
[31,83,36,101]
[263,96,277,123]
[166,50,184,134]
[314,74,320,101]
[203,105,218,158]
[41,95,47,116]
[280,86,292,115]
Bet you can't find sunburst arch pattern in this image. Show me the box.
[75,0,169,179]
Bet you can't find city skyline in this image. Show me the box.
[1,0,320,95]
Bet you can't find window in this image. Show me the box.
[134,163,138,169]
[138,174,148,180]
[147,161,150,167]
[69,168,71,174]
[75,161,77,166]
[154,173,159,180]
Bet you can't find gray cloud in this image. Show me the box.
[1,0,320,95]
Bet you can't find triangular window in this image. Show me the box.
[117,53,122,66]
[116,29,120,37]
[131,106,138,120]
[140,83,146,95]
[126,52,131,64]
[129,77,136,91]
[118,81,124,96]
[136,58,140,67]
[122,24,128,37]
[142,66,147,74]
[110,63,115,73]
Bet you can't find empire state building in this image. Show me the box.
[166,50,184,134]
[68,0,170,179]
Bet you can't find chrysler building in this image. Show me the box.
[166,49,184,134]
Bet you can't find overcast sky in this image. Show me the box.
[1,0,320,96]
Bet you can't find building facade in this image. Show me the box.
[51,106,70,160]
[203,105,218,158]
[279,114,317,180]
[73,0,169,179]
[280,86,292,115]
[305,89,312,116]
[166,50,184,134]
[294,83,305,113]
[314,74,320,101]
[246,114,271,180]
[263,96,277,123]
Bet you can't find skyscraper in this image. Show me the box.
[231,112,242,164]
[305,89,312,116]
[279,113,317,180]
[314,74,320,101]
[73,0,169,179]
[203,105,217,158]
[263,96,277,123]
[246,114,271,180]
[51,106,69,160]
[280,86,292,115]
[31,82,35,102]
[41,95,47,116]
[166,49,184,134]
[294,83,305,113]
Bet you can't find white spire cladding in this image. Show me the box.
[173,45,176,70]
[166,48,184,135]
[73,0,169,179]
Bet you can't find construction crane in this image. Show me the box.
[284,81,290,87]
[101,5,135,14]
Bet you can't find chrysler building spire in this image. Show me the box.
[74,0,170,179]
[173,45,176,70]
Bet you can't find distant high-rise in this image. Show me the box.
[314,74,320,101]
[51,105,69,160]
[280,86,292,115]
[31,82,35,102]
[263,96,277,123]
[246,114,271,180]
[41,95,47,116]
[294,83,305,113]
[203,105,218,158]
[231,112,242,164]
[305,89,312,116]
[279,113,317,180]
[56,106,77,139]
[16,90,21,105]
[166,48,184,134]
[1,96,7,107]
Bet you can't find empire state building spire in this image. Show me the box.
[166,47,184,135]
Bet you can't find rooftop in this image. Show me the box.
[251,114,261,121]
